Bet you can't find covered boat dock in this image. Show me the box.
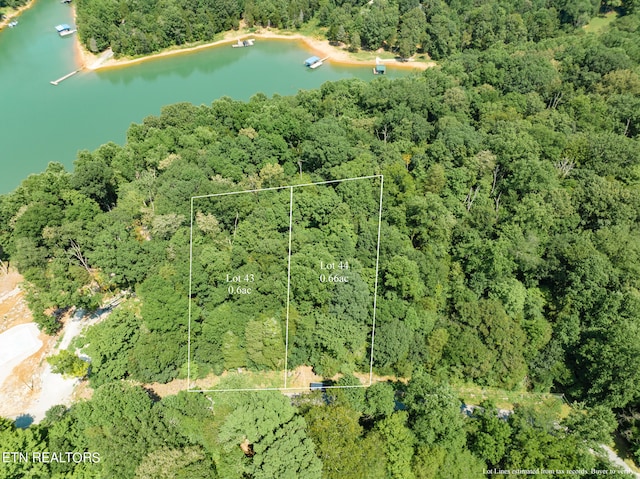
[304,56,321,67]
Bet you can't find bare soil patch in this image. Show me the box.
[287,365,324,389]
[0,270,32,331]
[0,326,55,418]
[0,274,106,420]
[0,291,32,332]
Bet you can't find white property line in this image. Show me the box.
[188,175,384,392]
[190,175,383,199]
[369,175,384,386]
[284,186,294,388]
[188,197,195,389]
[188,384,374,393]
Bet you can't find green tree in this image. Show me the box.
[83,307,140,386]
[221,330,247,369]
[71,383,172,478]
[245,317,286,370]
[467,401,512,467]
[134,447,214,479]
[217,392,322,478]
[397,7,426,60]
[0,418,49,479]
[376,411,416,479]
[363,381,396,419]
[48,350,89,378]
[562,405,617,446]
[349,31,361,52]
[306,404,386,478]
[405,371,466,451]
[71,149,118,211]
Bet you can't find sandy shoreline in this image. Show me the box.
[0,0,35,30]
[76,27,434,73]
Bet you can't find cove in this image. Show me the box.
[0,1,414,194]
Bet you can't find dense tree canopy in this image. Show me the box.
[76,0,611,58]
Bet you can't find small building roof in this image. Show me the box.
[304,56,321,66]
[55,24,71,32]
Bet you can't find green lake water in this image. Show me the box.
[0,1,415,194]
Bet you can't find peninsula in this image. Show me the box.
[71,0,435,72]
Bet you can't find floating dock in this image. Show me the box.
[373,57,386,75]
[232,38,255,48]
[50,69,81,86]
[304,56,328,69]
[373,64,386,75]
[54,23,76,36]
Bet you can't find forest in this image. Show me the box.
[0,0,28,11]
[1,0,640,477]
[75,0,637,58]
[184,176,385,386]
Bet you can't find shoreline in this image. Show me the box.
[76,27,435,73]
[0,0,35,31]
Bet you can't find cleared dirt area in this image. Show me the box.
[0,324,43,389]
[0,270,92,422]
[145,365,383,397]
[0,271,32,332]
[287,365,324,389]
[143,366,323,397]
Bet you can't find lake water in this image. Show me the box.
[0,1,414,194]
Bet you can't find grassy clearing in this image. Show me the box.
[454,382,571,418]
[292,19,324,39]
[583,11,619,34]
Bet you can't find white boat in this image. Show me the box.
[8,21,18,28]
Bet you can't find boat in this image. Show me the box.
[8,21,18,28]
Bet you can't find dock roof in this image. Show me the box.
[55,24,71,32]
